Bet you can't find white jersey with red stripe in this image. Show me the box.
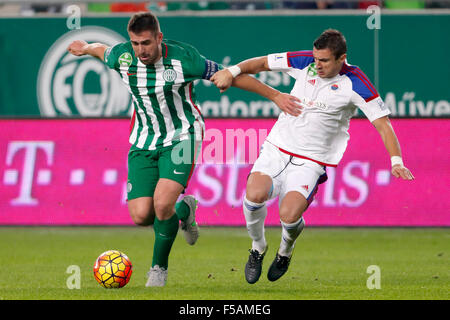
[266,51,390,167]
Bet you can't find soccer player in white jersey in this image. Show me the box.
[211,29,414,284]
[67,12,301,287]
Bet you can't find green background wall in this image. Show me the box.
[0,14,448,118]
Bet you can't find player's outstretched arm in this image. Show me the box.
[211,56,302,116]
[211,56,270,93]
[231,74,302,117]
[372,116,415,180]
[67,40,108,61]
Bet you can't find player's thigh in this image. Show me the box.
[248,141,288,203]
[278,191,309,224]
[127,150,159,200]
[158,138,201,190]
[279,159,326,222]
[128,196,155,226]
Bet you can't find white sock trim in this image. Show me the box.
[278,217,305,257]
[281,217,305,230]
[243,196,265,212]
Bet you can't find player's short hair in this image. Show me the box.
[313,29,347,60]
[127,12,160,36]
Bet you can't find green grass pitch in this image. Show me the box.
[0,227,448,300]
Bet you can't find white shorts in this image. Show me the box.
[251,141,328,204]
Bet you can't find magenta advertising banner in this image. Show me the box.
[0,118,448,226]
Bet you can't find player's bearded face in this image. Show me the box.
[313,47,346,78]
[129,30,163,65]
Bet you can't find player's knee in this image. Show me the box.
[153,198,175,219]
[128,204,155,226]
[279,207,304,224]
[246,189,269,204]
[131,213,154,226]
[246,175,272,204]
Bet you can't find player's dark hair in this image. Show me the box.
[313,29,347,60]
[127,12,160,36]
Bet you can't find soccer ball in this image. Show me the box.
[93,250,133,288]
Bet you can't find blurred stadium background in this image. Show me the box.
[0,0,448,301]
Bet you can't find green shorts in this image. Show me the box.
[127,139,201,200]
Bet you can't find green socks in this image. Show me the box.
[151,201,190,269]
[152,214,179,269]
[175,200,190,222]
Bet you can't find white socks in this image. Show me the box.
[243,197,267,253]
[243,196,305,257]
[278,217,305,257]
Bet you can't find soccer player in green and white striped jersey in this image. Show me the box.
[67,12,302,287]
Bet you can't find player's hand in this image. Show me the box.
[273,92,303,117]
[392,164,415,180]
[211,69,234,93]
[67,40,88,56]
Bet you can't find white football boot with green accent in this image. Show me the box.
[146,265,168,287]
[180,195,199,245]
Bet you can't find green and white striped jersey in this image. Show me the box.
[104,39,219,151]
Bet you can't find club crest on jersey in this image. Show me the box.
[330,84,339,91]
[163,68,177,82]
[119,52,133,67]
[307,63,317,76]
[308,79,316,86]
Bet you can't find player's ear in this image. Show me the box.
[338,53,347,63]
[156,31,163,44]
